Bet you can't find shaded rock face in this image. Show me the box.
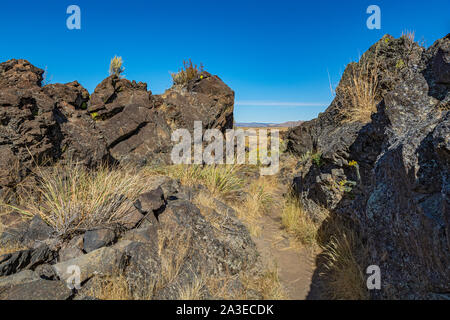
[88,76,172,165]
[0,60,235,195]
[155,71,235,133]
[286,34,450,299]
[0,59,110,198]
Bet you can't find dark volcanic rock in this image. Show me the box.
[286,34,450,299]
[88,75,173,165]
[0,278,73,300]
[83,229,116,253]
[134,187,165,214]
[156,71,235,133]
[0,59,109,197]
[0,245,56,276]
[0,60,235,195]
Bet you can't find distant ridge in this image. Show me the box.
[236,121,303,128]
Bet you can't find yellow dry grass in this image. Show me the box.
[281,194,320,246]
[320,230,369,300]
[152,164,245,201]
[7,162,147,236]
[339,53,380,123]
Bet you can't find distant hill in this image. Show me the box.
[236,121,303,128]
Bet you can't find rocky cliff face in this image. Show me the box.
[0,60,254,300]
[286,34,449,299]
[0,60,234,198]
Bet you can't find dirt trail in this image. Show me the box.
[251,185,320,300]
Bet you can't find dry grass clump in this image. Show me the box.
[401,30,415,42]
[339,54,380,123]
[0,243,28,257]
[232,177,277,237]
[8,162,146,236]
[155,164,245,201]
[109,55,125,77]
[171,59,204,85]
[178,274,205,300]
[281,194,320,246]
[156,227,193,291]
[240,268,286,300]
[312,211,369,300]
[279,191,368,299]
[320,230,369,300]
[88,275,132,300]
[193,192,232,230]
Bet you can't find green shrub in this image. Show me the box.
[311,152,323,167]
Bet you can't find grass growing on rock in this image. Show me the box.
[171,59,204,86]
[320,226,369,300]
[279,190,369,299]
[9,161,147,236]
[338,52,380,124]
[281,193,320,246]
[151,164,245,201]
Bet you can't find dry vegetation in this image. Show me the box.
[171,59,204,85]
[320,229,369,300]
[151,164,245,201]
[1,156,366,300]
[401,30,415,42]
[5,162,148,236]
[109,55,125,77]
[338,52,380,123]
[281,193,320,246]
[13,161,285,300]
[277,183,368,299]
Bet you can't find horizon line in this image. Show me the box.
[236,100,329,107]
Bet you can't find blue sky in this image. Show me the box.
[1,0,449,123]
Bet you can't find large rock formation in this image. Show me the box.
[286,34,449,299]
[154,71,235,133]
[0,60,235,196]
[0,60,110,200]
[0,62,247,299]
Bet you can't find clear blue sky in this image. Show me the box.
[1,0,449,123]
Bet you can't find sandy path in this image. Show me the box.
[250,183,321,300]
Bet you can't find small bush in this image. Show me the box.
[321,230,369,300]
[154,164,244,201]
[401,30,415,42]
[338,52,380,123]
[311,152,323,167]
[109,55,125,77]
[281,193,320,246]
[171,59,204,85]
[10,161,146,236]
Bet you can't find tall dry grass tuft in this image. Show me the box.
[155,164,245,201]
[157,226,193,290]
[178,274,205,300]
[281,193,321,246]
[88,275,132,300]
[171,59,204,85]
[9,162,146,236]
[401,30,415,42]
[240,267,287,300]
[109,55,125,77]
[233,177,277,237]
[315,211,369,300]
[320,230,369,300]
[339,53,380,123]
